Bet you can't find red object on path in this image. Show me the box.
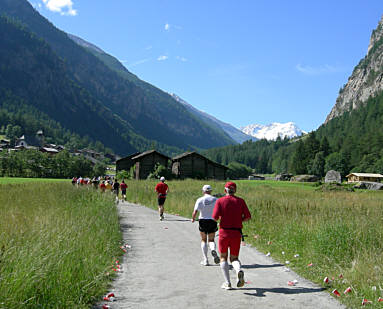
[332,289,340,297]
[102,305,110,309]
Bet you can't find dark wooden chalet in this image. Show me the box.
[116,152,141,174]
[172,151,228,180]
[132,150,171,180]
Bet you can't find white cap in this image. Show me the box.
[160,176,165,182]
[202,184,212,192]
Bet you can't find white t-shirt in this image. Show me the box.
[194,194,217,220]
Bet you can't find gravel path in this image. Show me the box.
[101,201,345,309]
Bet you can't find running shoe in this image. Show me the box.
[211,250,220,264]
[200,260,209,266]
[237,270,245,288]
[221,282,232,290]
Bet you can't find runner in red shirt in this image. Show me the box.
[212,181,251,290]
[120,180,128,202]
[155,176,169,221]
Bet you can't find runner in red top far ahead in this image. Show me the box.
[212,181,251,290]
[155,176,169,221]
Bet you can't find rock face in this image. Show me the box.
[290,175,320,182]
[325,170,341,184]
[353,181,383,190]
[275,173,293,181]
[325,16,383,123]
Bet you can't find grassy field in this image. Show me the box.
[125,179,383,308]
[0,181,122,309]
[0,177,68,184]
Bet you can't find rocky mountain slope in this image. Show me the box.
[325,15,383,123]
[241,122,305,140]
[170,94,257,144]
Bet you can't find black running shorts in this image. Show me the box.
[199,219,218,234]
[158,197,166,205]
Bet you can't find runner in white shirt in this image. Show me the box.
[191,185,220,266]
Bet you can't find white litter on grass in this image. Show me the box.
[282,251,285,255]
[285,260,290,264]
[266,252,271,257]
[294,254,299,258]
[372,286,377,291]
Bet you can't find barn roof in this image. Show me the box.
[116,152,141,163]
[131,150,170,161]
[172,151,228,169]
[346,173,383,178]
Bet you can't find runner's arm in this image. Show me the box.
[191,210,198,222]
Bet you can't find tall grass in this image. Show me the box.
[126,179,383,308]
[0,183,121,309]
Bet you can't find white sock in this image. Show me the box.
[232,260,241,273]
[208,241,216,251]
[220,261,230,284]
[201,242,208,261]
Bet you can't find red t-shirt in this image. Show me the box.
[120,183,127,190]
[212,195,251,237]
[155,182,168,196]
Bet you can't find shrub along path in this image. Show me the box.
[103,202,345,309]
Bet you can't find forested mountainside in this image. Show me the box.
[204,17,383,177]
[0,0,235,156]
[326,15,383,123]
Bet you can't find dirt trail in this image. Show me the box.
[101,202,345,309]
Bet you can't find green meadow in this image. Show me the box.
[0,181,122,309]
[125,179,383,309]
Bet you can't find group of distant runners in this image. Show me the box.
[71,176,128,201]
[156,177,251,290]
[71,175,251,290]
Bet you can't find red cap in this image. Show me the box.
[225,182,237,190]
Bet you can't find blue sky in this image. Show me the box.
[28,0,383,132]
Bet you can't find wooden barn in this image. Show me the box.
[346,173,383,183]
[172,151,228,180]
[132,150,171,180]
[116,152,141,174]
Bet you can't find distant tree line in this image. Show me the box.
[204,91,383,178]
[0,149,106,178]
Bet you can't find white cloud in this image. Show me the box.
[128,58,152,68]
[176,56,187,62]
[295,63,343,75]
[42,0,77,16]
[164,23,170,31]
[157,55,168,61]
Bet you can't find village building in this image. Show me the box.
[248,174,265,180]
[15,130,44,149]
[40,147,59,155]
[116,152,141,174]
[0,138,10,149]
[346,173,383,183]
[132,150,171,180]
[171,151,228,180]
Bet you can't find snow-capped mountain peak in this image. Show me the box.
[240,122,305,140]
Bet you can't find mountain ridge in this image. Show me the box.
[241,122,305,140]
[325,15,383,123]
[0,0,236,156]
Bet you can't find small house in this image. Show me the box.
[346,173,383,183]
[248,174,265,180]
[172,151,228,180]
[132,150,171,180]
[116,152,141,174]
[16,130,44,148]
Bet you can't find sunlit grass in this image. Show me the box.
[0,183,122,309]
[0,177,68,184]
[126,179,383,308]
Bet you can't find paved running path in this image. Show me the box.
[104,201,345,309]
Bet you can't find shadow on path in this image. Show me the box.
[242,263,284,269]
[243,287,326,297]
